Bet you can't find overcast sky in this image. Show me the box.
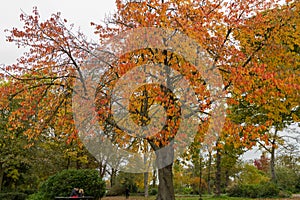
[0,0,116,65]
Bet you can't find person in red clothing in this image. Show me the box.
[70,187,79,198]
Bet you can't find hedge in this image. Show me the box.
[38,169,106,200]
[227,182,280,198]
[0,192,27,200]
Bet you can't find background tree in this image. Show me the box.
[232,1,300,182]
[0,82,32,192]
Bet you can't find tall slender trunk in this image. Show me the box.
[110,168,117,187]
[76,153,80,169]
[207,150,212,194]
[199,157,203,200]
[99,161,107,179]
[144,142,149,197]
[270,140,277,183]
[66,156,71,169]
[0,163,4,192]
[269,129,278,183]
[215,147,221,196]
[144,172,149,197]
[152,169,157,188]
[225,170,230,188]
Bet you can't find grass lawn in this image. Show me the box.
[101,194,300,200]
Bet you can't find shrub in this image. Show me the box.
[149,188,158,195]
[238,164,270,185]
[227,182,280,198]
[276,166,300,193]
[182,187,193,195]
[278,190,292,198]
[26,192,47,200]
[39,169,105,200]
[0,192,27,200]
[106,184,125,196]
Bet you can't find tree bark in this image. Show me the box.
[199,157,203,200]
[225,169,230,188]
[99,161,107,179]
[110,168,117,187]
[144,172,149,197]
[155,144,175,200]
[207,150,212,194]
[144,145,149,197]
[66,156,70,169]
[0,163,4,192]
[270,140,277,183]
[215,147,221,196]
[156,164,175,200]
[152,169,157,188]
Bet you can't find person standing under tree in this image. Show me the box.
[125,187,130,199]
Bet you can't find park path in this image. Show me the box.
[293,194,300,199]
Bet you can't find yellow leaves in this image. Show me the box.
[292,113,300,122]
[6,169,20,181]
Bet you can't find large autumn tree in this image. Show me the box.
[86,0,287,199]
[1,0,296,199]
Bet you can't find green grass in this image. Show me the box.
[102,193,300,200]
[175,195,253,200]
[102,194,277,200]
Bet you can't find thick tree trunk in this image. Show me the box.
[155,144,175,200]
[156,164,175,200]
[215,148,221,196]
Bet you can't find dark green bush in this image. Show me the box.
[276,166,300,193]
[0,192,27,200]
[182,187,193,195]
[26,192,47,200]
[39,169,105,200]
[278,190,292,198]
[149,188,158,195]
[227,182,280,198]
[106,184,125,196]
